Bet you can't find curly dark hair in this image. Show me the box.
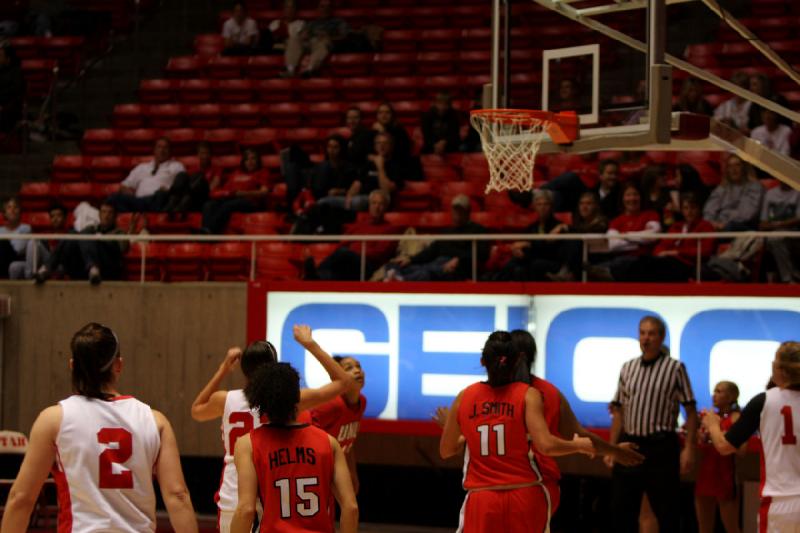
[241,340,278,381]
[245,362,300,424]
[483,331,519,387]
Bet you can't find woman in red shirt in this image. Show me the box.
[201,148,271,234]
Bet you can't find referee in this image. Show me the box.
[606,315,698,532]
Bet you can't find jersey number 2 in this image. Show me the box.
[228,412,255,453]
[97,428,133,489]
[477,424,506,456]
[781,405,797,445]
[274,477,320,518]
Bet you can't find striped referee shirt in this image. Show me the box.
[611,349,695,437]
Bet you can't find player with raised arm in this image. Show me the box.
[440,331,595,533]
[231,362,358,533]
[190,325,354,533]
[703,342,800,533]
[311,355,367,493]
[1,323,197,533]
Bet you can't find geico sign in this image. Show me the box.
[265,292,800,426]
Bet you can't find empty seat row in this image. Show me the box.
[684,39,800,68]
[8,36,85,76]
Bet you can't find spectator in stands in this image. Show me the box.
[310,135,359,200]
[640,165,672,223]
[35,202,133,285]
[547,191,611,281]
[303,189,400,280]
[201,148,270,234]
[267,1,305,55]
[674,78,713,115]
[552,78,590,115]
[572,191,609,234]
[751,107,791,157]
[384,194,488,281]
[0,197,31,278]
[107,137,185,213]
[10,203,66,280]
[623,193,715,282]
[672,163,710,218]
[587,182,661,281]
[162,142,219,217]
[0,40,24,134]
[421,93,461,155]
[760,181,800,283]
[372,102,412,160]
[284,0,350,77]
[703,153,763,231]
[222,1,260,56]
[343,106,373,166]
[713,71,751,134]
[542,158,622,219]
[748,73,790,130]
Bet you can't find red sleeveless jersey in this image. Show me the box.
[458,381,542,490]
[251,424,335,533]
[696,412,737,499]
[531,376,562,483]
[311,394,367,453]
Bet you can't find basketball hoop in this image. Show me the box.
[470,109,579,193]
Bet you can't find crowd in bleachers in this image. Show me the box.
[2,0,799,283]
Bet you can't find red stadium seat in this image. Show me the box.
[41,36,84,77]
[382,30,419,53]
[205,129,242,155]
[254,242,302,280]
[417,211,452,230]
[240,212,285,235]
[58,182,94,209]
[146,104,185,129]
[113,103,147,129]
[382,77,420,101]
[163,128,203,156]
[419,29,461,51]
[9,36,39,60]
[179,79,216,103]
[139,79,177,103]
[417,52,457,75]
[383,211,421,228]
[423,76,466,98]
[194,34,224,51]
[264,102,305,128]
[255,78,295,103]
[299,78,337,102]
[338,77,381,101]
[147,213,202,233]
[206,56,246,79]
[19,182,56,211]
[372,53,416,76]
[216,79,254,103]
[282,128,325,153]
[246,56,284,79]
[461,28,492,51]
[120,129,159,156]
[20,59,57,99]
[51,155,86,182]
[394,181,435,211]
[308,102,347,128]
[412,7,448,28]
[423,165,460,182]
[124,242,165,282]
[186,103,226,129]
[82,129,120,155]
[239,128,281,154]
[89,156,131,182]
[228,103,264,129]
[208,242,251,281]
[164,243,208,281]
[392,101,424,123]
[23,211,54,232]
[213,154,242,172]
[329,54,372,76]
[166,55,205,78]
[439,181,484,210]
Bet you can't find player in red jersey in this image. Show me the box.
[311,356,366,493]
[440,331,595,533]
[191,326,353,532]
[695,381,742,533]
[231,362,358,533]
[1,323,197,533]
[703,342,800,533]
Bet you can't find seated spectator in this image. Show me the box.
[748,72,790,130]
[551,78,590,115]
[421,93,461,155]
[760,181,800,283]
[35,202,134,285]
[671,163,710,218]
[713,71,751,134]
[284,0,350,77]
[587,182,661,280]
[0,197,31,277]
[0,41,24,134]
[548,191,610,281]
[542,158,622,219]
[343,106,373,166]
[309,135,359,201]
[201,148,270,234]
[493,190,569,281]
[674,78,713,115]
[267,1,305,55]
[162,142,220,217]
[623,193,715,282]
[303,190,401,280]
[572,191,609,234]
[751,107,791,157]
[10,203,67,280]
[640,165,672,222]
[384,194,488,281]
[703,153,763,231]
[371,102,412,160]
[222,1,260,56]
[107,137,185,213]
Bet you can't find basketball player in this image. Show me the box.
[440,331,595,533]
[0,323,198,533]
[702,341,800,532]
[311,355,366,493]
[191,325,354,533]
[231,362,358,533]
[696,381,742,533]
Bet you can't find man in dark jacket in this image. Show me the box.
[0,41,25,133]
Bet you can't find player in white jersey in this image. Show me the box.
[703,341,800,533]
[191,325,354,533]
[1,323,197,533]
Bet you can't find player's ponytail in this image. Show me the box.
[70,323,119,401]
[482,331,520,387]
[245,362,300,425]
[241,340,278,381]
[776,341,800,386]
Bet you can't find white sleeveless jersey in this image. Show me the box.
[760,387,800,497]
[53,395,161,532]
[217,389,262,511]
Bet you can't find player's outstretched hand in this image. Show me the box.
[603,455,615,469]
[431,406,449,429]
[293,324,314,347]
[611,442,645,467]
[222,347,242,371]
[573,434,595,458]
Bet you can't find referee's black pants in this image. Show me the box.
[611,432,680,533]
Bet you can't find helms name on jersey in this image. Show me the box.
[268,446,317,470]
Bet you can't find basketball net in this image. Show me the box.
[470,110,549,193]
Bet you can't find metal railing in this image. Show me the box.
[2,230,797,284]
